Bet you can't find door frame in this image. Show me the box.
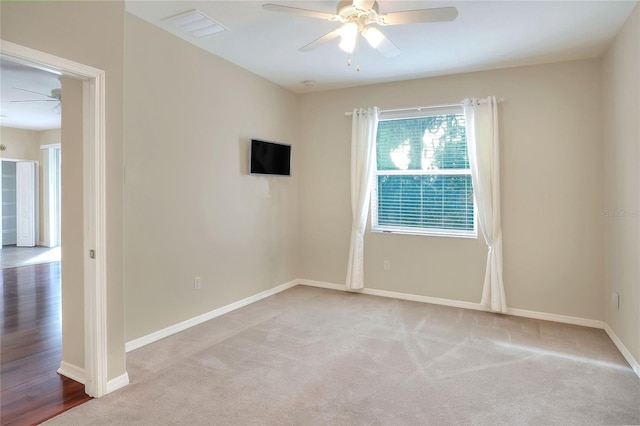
[1,40,109,397]
[41,144,61,248]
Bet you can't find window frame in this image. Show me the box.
[370,106,477,239]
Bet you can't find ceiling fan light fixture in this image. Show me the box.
[263,2,460,60]
[362,26,384,48]
[339,22,358,53]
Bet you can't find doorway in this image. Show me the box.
[1,57,62,264]
[0,155,61,269]
[1,39,111,398]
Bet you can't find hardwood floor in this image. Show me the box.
[1,262,91,426]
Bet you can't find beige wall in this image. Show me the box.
[39,129,61,146]
[60,76,84,368]
[0,126,41,160]
[603,4,640,363]
[298,59,604,320]
[1,1,126,380]
[123,15,300,341]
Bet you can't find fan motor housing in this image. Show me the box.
[337,0,379,19]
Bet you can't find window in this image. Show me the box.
[371,106,476,238]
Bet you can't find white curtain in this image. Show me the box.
[346,107,379,290]
[463,96,507,313]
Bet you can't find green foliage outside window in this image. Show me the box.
[374,113,474,234]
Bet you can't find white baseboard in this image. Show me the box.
[299,278,488,312]
[298,279,346,292]
[364,287,489,312]
[57,361,85,384]
[604,324,640,378]
[107,372,130,394]
[126,279,298,352]
[57,361,131,394]
[298,279,606,329]
[506,307,605,329]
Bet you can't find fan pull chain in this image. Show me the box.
[346,58,360,71]
[346,58,361,71]
[346,39,361,71]
[355,36,361,71]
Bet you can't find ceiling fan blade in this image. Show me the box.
[353,0,376,10]
[375,32,401,57]
[10,99,58,103]
[378,7,458,26]
[299,28,342,52]
[262,4,336,21]
[11,87,55,98]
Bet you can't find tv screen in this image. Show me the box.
[250,139,291,176]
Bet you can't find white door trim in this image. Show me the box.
[41,146,61,247]
[16,161,37,247]
[1,40,110,397]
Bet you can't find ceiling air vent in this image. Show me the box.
[163,10,228,38]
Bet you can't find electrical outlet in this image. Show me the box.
[194,276,202,291]
[383,260,391,271]
[611,292,620,309]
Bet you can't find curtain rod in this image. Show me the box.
[344,98,504,116]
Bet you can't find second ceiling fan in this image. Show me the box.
[263,0,459,57]
[10,87,62,113]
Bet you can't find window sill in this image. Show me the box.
[371,228,478,239]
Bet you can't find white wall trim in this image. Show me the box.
[366,287,488,312]
[297,279,346,292]
[106,372,130,394]
[40,143,62,149]
[58,362,135,394]
[82,68,109,399]
[57,361,85,384]
[506,307,605,329]
[0,157,36,162]
[41,146,59,247]
[298,279,606,329]
[604,324,640,379]
[299,278,489,311]
[125,280,298,352]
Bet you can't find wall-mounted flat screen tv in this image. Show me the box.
[250,139,291,176]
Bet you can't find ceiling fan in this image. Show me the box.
[10,87,62,113]
[262,0,458,58]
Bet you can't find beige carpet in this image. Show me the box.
[46,286,640,425]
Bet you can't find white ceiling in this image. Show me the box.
[126,0,638,93]
[1,1,636,130]
[0,58,62,131]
